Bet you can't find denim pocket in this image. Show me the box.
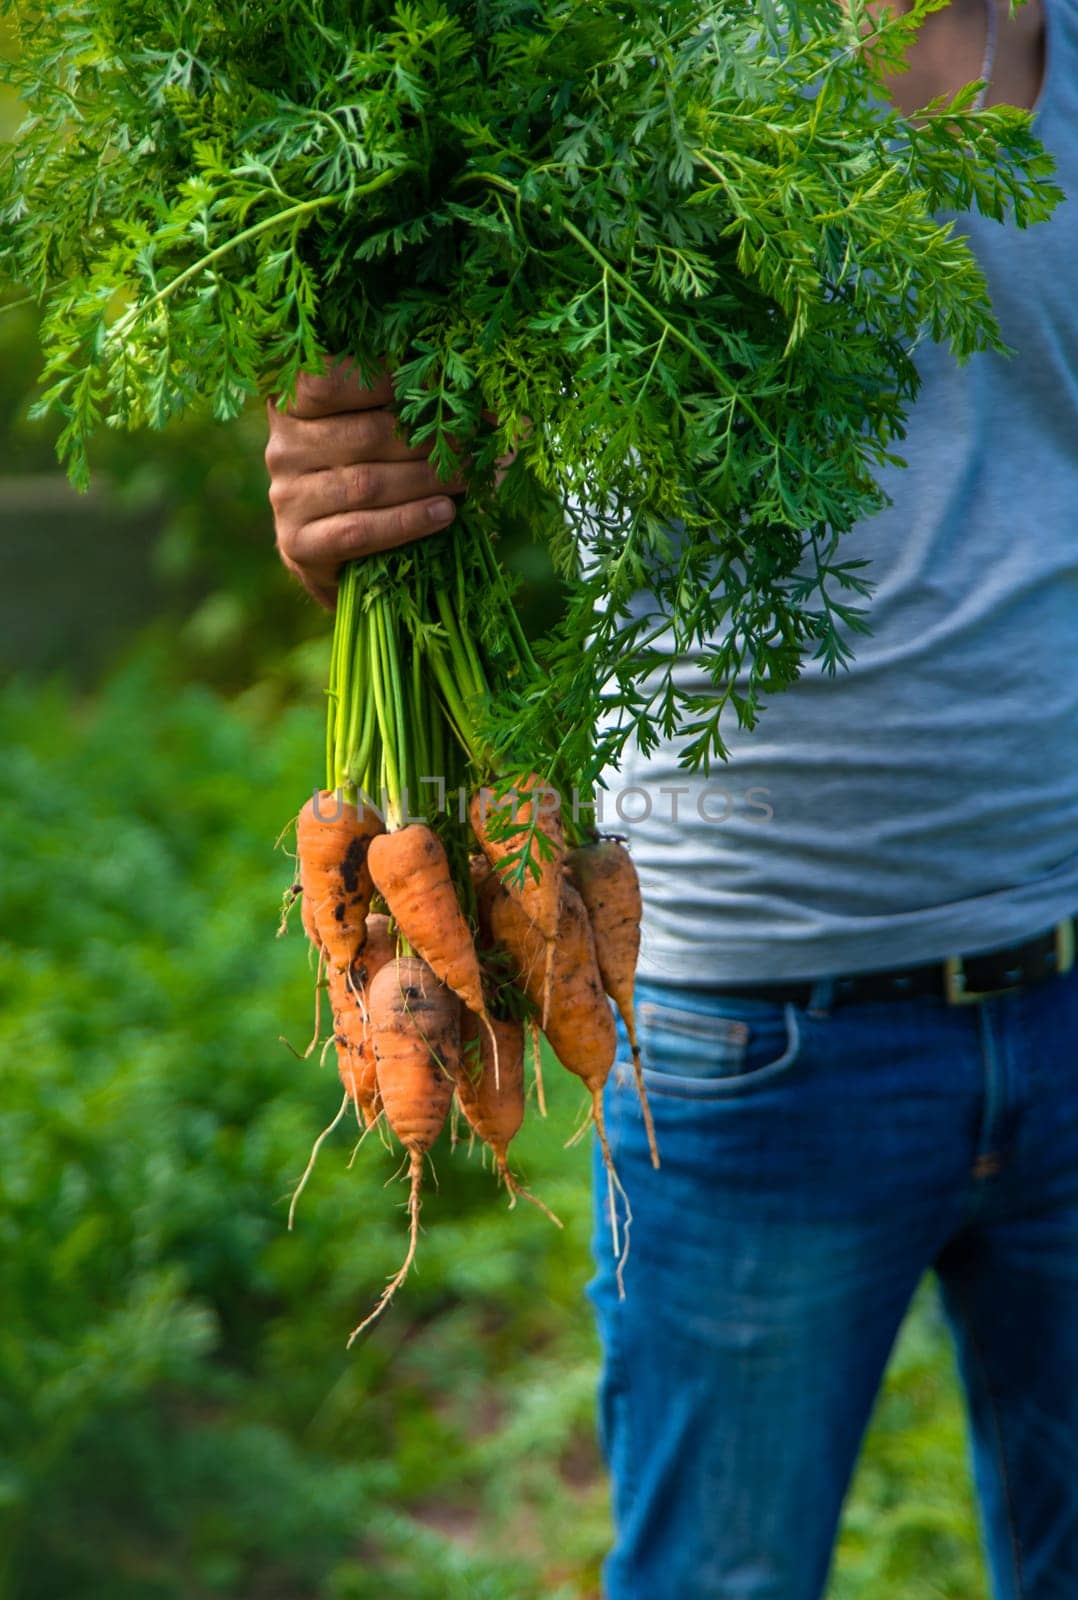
[635,994,802,1099]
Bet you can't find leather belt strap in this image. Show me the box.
[699,917,1077,1009]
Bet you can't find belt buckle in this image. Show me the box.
[943,920,1076,1007]
[943,956,1016,1006]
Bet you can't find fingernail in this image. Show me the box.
[428,498,454,523]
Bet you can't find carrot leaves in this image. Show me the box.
[0,0,1061,772]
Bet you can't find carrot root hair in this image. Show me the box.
[481,1011,501,1091]
[274,810,301,852]
[541,937,555,1029]
[347,1148,423,1347]
[277,948,327,1062]
[498,1157,563,1229]
[346,1118,379,1168]
[288,1089,350,1232]
[276,881,299,939]
[627,1024,660,1169]
[307,947,326,1058]
[341,1058,365,1131]
[592,1090,632,1299]
[528,1019,547,1117]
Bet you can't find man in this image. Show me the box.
[266,2,1078,1594]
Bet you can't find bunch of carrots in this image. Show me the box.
[285,534,659,1345]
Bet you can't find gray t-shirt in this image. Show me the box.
[610,8,1078,985]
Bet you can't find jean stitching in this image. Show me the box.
[955,1282,1027,1600]
[637,1004,802,1100]
[973,1004,1008,1176]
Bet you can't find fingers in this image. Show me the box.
[266,391,461,605]
[281,499,458,597]
[269,453,464,594]
[274,358,395,419]
[265,402,431,474]
[277,458,467,525]
[266,357,516,610]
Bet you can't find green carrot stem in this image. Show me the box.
[399,622,418,816]
[328,561,358,791]
[429,676,446,806]
[409,630,434,811]
[450,530,489,694]
[368,597,400,826]
[427,641,480,760]
[378,745,389,824]
[351,643,379,793]
[325,684,336,796]
[110,163,416,343]
[379,602,410,822]
[433,585,484,701]
[473,515,538,674]
[345,601,366,768]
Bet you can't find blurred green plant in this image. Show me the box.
[0,654,604,1599]
[0,656,986,1599]
[1,15,319,691]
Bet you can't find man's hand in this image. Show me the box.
[265,361,464,609]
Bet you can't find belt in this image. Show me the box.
[700,917,1077,1009]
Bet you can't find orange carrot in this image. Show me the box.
[328,915,397,1127]
[540,885,617,1101]
[567,840,658,1169]
[472,872,547,1117]
[469,850,493,909]
[368,823,500,1078]
[541,884,631,1287]
[456,1014,561,1225]
[483,873,548,1001]
[300,884,321,951]
[527,1016,547,1118]
[469,775,564,1022]
[347,956,459,1344]
[350,912,397,1002]
[296,791,384,971]
[344,911,398,1117]
[329,965,381,1128]
[485,877,619,1171]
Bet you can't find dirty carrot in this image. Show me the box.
[368,822,500,1079]
[296,790,384,971]
[470,775,564,1023]
[457,1014,561,1226]
[567,839,659,1169]
[348,956,459,1344]
[329,966,381,1129]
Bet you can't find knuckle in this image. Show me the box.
[274,511,306,560]
[351,409,387,458]
[263,435,286,473]
[344,516,373,557]
[292,370,327,408]
[348,463,379,507]
[267,476,291,514]
[394,502,420,540]
[275,534,302,574]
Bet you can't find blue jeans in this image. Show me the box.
[588,968,1078,1600]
